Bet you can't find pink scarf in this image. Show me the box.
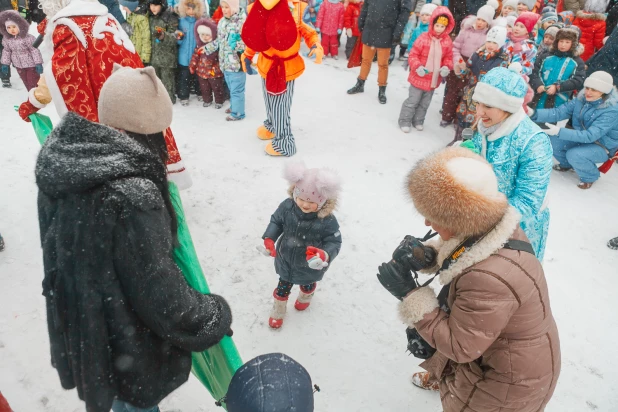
[425,36,443,89]
[508,33,529,53]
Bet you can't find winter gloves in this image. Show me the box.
[414,66,450,77]
[308,43,324,64]
[439,66,450,77]
[416,66,427,76]
[306,247,329,270]
[228,33,241,49]
[18,100,39,123]
[346,28,352,37]
[544,123,561,136]
[241,54,257,75]
[35,64,43,74]
[377,235,437,301]
[337,29,341,34]
[264,238,277,257]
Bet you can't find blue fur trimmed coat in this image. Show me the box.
[471,109,553,260]
[263,192,342,285]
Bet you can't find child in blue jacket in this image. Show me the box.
[403,2,437,68]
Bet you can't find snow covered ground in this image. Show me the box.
[2,46,618,411]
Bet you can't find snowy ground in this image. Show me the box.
[2,41,618,411]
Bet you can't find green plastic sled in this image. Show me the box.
[27,110,242,405]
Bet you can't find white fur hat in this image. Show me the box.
[486,25,507,48]
[420,2,438,15]
[477,5,496,23]
[197,25,212,36]
[407,147,508,236]
[584,71,614,94]
[284,161,341,208]
[503,0,518,9]
[486,0,500,9]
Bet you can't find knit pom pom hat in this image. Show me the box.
[407,147,508,237]
[486,25,507,48]
[284,161,341,209]
[472,66,528,113]
[515,11,539,33]
[477,5,495,23]
[98,64,173,135]
[420,2,438,15]
[541,10,558,24]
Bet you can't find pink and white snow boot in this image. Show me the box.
[268,290,288,329]
[294,284,317,311]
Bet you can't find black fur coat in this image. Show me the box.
[36,113,232,412]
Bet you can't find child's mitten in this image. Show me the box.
[35,64,43,74]
[228,33,241,49]
[439,66,449,77]
[415,65,427,76]
[337,29,341,34]
[306,246,329,270]
[263,238,277,257]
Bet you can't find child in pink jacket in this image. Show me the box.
[0,10,43,91]
[399,6,454,132]
[316,0,345,58]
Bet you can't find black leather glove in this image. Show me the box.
[377,260,419,300]
[406,327,436,359]
[392,235,437,272]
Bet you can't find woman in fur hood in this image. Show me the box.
[260,162,342,329]
[379,146,561,412]
[573,0,608,61]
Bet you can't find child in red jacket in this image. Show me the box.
[316,0,345,58]
[343,0,363,59]
[399,6,454,132]
[573,0,607,61]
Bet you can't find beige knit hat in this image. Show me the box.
[406,147,508,237]
[98,64,173,135]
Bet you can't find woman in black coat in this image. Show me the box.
[346,0,413,104]
[587,24,618,86]
[36,67,232,412]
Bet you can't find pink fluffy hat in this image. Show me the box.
[284,161,341,208]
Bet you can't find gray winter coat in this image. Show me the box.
[263,193,342,285]
[36,113,232,412]
[358,0,413,48]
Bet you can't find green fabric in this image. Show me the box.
[128,13,152,63]
[28,116,242,405]
[149,10,179,68]
[460,139,480,153]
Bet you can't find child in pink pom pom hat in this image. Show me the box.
[258,161,342,329]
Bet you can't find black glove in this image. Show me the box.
[392,235,437,272]
[406,327,436,359]
[377,260,419,300]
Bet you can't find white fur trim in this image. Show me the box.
[29,88,47,109]
[51,0,109,22]
[398,287,439,326]
[437,206,521,286]
[45,64,69,117]
[283,160,307,183]
[446,157,500,199]
[54,17,88,48]
[93,15,136,54]
[473,81,524,114]
[167,165,193,190]
[315,168,341,200]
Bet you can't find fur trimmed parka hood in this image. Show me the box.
[0,10,30,38]
[36,113,165,198]
[550,26,581,55]
[575,10,607,19]
[287,186,338,219]
[194,17,217,46]
[582,0,609,13]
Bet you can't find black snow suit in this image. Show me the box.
[263,196,342,285]
[36,113,232,412]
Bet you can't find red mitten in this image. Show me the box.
[37,18,47,36]
[264,238,277,257]
[306,246,329,270]
[18,100,39,122]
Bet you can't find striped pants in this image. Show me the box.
[262,78,296,156]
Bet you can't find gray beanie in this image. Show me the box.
[98,64,173,135]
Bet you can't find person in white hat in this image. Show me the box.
[529,70,618,189]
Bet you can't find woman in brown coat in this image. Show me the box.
[380,147,561,411]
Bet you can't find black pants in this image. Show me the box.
[176,65,199,100]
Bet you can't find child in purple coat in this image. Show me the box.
[0,10,43,91]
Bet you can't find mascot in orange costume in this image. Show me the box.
[17,0,191,188]
[241,0,324,156]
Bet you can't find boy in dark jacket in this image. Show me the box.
[260,162,342,329]
[36,65,232,412]
[148,0,179,103]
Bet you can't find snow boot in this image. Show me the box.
[294,284,317,311]
[1,78,11,88]
[180,100,189,106]
[347,78,365,94]
[447,124,463,146]
[203,101,213,107]
[440,120,452,127]
[608,237,618,250]
[0,235,4,252]
[269,290,288,329]
[378,86,387,104]
[411,371,440,391]
[257,125,275,140]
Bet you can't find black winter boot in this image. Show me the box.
[347,78,365,94]
[1,78,11,88]
[608,237,618,250]
[378,86,387,104]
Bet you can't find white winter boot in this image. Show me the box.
[268,289,288,329]
[294,284,317,311]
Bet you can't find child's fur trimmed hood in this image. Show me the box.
[177,0,206,18]
[287,186,338,219]
[0,10,30,39]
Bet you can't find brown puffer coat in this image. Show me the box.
[399,206,561,412]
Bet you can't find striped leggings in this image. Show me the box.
[262,78,296,156]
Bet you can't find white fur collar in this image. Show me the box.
[52,0,109,22]
[486,107,528,142]
[436,206,521,286]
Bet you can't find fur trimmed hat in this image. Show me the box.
[584,71,614,94]
[473,66,528,113]
[486,25,507,48]
[544,25,560,38]
[98,64,173,135]
[284,161,341,208]
[515,11,539,33]
[407,147,508,237]
[420,2,438,15]
[477,5,496,23]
